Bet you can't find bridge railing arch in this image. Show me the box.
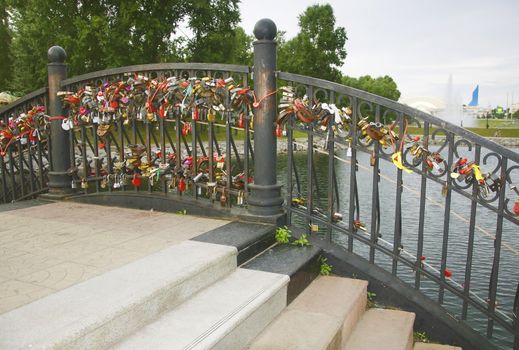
[277,71,519,349]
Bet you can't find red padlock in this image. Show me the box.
[192,108,199,121]
[275,125,283,138]
[238,113,244,128]
[99,142,105,150]
[513,199,519,215]
[444,269,453,278]
[178,177,186,192]
[131,173,141,188]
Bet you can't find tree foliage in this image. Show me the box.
[7,0,243,94]
[0,0,12,92]
[342,75,401,101]
[278,4,347,83]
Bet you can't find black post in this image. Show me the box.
[247,19,284,217]
[46,46,73,197]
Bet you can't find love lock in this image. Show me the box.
[219,189,227,207]
[291,196,305,207]
[236,190,244,205]
[207,182,217,200]
[484,174,501,192]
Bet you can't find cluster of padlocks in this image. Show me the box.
[58,74,254,131]
[58,74,257,205]
[0,106,49,156]
[277,85,519,226]
[276,86,352,136]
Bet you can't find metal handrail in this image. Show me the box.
[279,71,519,350]
[61,63,250,87]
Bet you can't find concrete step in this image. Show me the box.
[242,243,321,303]
[414,343,462,350]
[113,268,289,350]
[0,240,237,350]
[343,308,415,350]
[247,276,367,350]
[191,221,276,265]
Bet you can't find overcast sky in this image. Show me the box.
[239,0,519,108]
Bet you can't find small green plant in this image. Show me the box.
[413,331,430,343]
[275,226,292,244]
[175,209,187,215]
[292,233,310,247]
[367,291,377,308]
[319,257,332,276]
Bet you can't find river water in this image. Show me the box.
[277,146,519,349]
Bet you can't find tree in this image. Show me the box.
[342,75,401,101]
[8,0,242,94]
[0,0,13,92]
[278,4,347,83]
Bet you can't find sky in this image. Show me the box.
[239,0,519,108]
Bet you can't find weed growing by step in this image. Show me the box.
[275,226,292,244]
[367,291,377,308]
[319,257,332,276]
[292,233,310,247]
[176,209,187,215]
[413,331,430,343]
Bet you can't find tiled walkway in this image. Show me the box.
[0,201,229,314]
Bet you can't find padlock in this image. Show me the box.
[332,212,343,223]
[370,150,376,166]
[131,173,141,188]
[220,190,227,207]
[216,157,225,169]
[207,109,216,122]
[71,180,77,189]
[81,178,88,189]
[275,125,283,138]
[346,141,352,158]
[485,174,501,192]
[178,177,186,192]
[514,199,519,215]
[441,182,448,197]
[100,177,107,189]
[310,223,319,232]
[237,191,244,205]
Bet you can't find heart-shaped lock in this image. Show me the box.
[178,177,186,192]
[131,173,141,187]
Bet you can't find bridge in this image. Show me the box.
[0,19,517,349]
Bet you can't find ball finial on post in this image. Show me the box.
[253,18,277,41]
[47,46,67,64]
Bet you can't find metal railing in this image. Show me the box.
[0,88,50,202]
[278,71,519,349]
[57,63,254,208]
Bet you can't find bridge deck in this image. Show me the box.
[0,200,229,314]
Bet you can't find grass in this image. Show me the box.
[405,126,519,138]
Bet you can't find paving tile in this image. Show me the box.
[71,246,150,270]
[0,253,63,279]
[114,235,173,255]
[17,262,100,290]
[0,280,55,314]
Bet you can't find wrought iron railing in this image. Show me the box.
[56,63,254,208]
[277,71,519,349]
[0,88,50,202]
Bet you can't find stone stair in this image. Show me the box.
[0,220,464,350]
[246,274,463,350]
